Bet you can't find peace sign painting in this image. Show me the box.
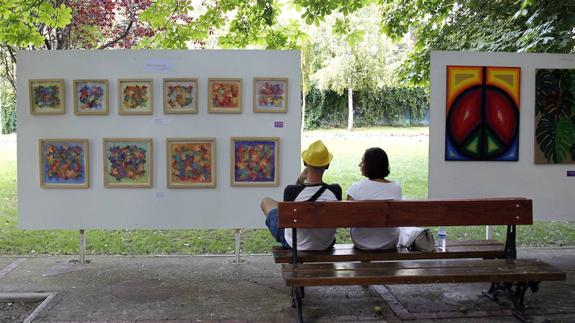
[445,66,520,161]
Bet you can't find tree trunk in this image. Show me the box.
[301,90,306,133]
[347,87,353,131]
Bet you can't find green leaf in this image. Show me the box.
[53,4,72,28]
[537,114,575,163]
[536,114,559,163]
[345,30,365,46]
[556,118,575,162]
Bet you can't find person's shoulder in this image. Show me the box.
[388,180,402,188]
[325,183,342,200]
[349,179,369,189]
[284,184,305,194]
[283,184,306,201]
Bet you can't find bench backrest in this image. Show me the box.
[278,198,532,228]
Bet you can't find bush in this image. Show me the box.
[304,86,429,129]
[1,88,16,134]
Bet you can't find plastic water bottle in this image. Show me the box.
[437,228,447,252]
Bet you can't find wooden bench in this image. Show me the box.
[277,198,566,322]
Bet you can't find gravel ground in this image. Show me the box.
[0,300,40,322]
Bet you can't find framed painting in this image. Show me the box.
[208,78,242,113]
[163,78,198,114]
[253,78,288,113]
[231,137,279,187]
[535,69,575,164]
[445,66,520,161]
[73,80,109,115]
[103,138,153,188]
[166,138,216,188]
[29,79,65,115]
[39,139,89,188]
[118,79,153,115]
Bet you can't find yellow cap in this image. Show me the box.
[301,140,333,167]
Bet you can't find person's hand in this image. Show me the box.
[297,167,308,185]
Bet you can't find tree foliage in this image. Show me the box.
[3,0,570,133]
[378,0,575,85]
[0,0,155,91]
[309,6,396,94]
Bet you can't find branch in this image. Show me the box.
[1,45,17,92]
[6,44,17,64]
[97,20,134,49]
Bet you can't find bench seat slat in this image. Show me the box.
[272,240,505,263]
[282,259,546,271]
[282,259,566,286]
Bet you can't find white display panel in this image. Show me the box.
[429,51,575,221]
[17,50,301,229]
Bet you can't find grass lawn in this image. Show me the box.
[0,129,574,255]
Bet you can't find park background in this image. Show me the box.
[0,0,574,254]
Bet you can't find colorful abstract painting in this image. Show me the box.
[39,139,89,188]
[118,79,153,115]
[167,138,216,188]
[208,78,242,113]
[445,66,521,161]
[103,138,153,188]
[253,78,288,113]
[535,69,575,164]
[74,80,109,115]
[231,137,279,186]
[29,79,65,115]
[163,78,198,114]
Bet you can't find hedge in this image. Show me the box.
[1,89,16,134]
[304,86,429,129]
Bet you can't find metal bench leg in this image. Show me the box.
[291,287,304,322]
[511,282,539,323]
[483,281,540,322]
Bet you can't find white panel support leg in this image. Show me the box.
[234,229,242,264]
[486,225,493,240]
[79,229,86,265]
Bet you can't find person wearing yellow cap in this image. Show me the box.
[260,140,342,250]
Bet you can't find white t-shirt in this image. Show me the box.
[347,179,402,250]
[283,184,341,250]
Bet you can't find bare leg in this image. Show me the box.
[261,197,279,216]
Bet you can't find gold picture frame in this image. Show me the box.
[73,79,109,115]
[103,138,153,188]
[230,137,280,187]
[118,79,154,115]
[166,138,216,188]
[39,139,89,188]
[253,77,288,113]
[29,79,65,115]
[163,78,199,114]
[208,78,242,114]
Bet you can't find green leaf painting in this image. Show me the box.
[535,69,575,164]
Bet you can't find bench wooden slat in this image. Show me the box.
[282,259,566,286]
[278,198,532,228]
[272,240,505,263]
[282,258,544,271]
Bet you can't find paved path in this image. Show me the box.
[0,248,573,322]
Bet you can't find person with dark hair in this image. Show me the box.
[347,147,402,249]
[261,140,342,250]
